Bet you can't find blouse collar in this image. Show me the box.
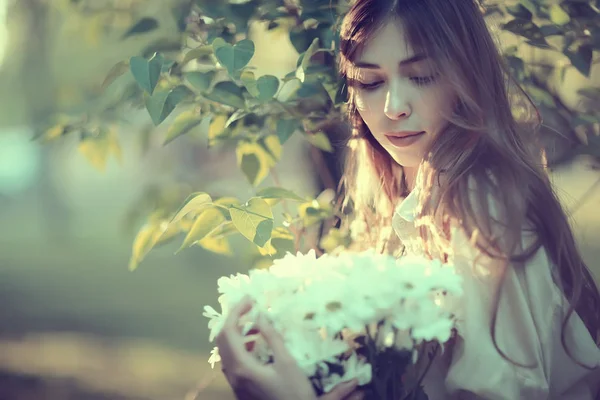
[394,188,418,222]
[393,164,426,223]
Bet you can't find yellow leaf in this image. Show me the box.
[550,4,570,26]
[171,192,213,224]
[214,196,241,207]
[252,257,275,270]
[236,141,273,186]
[264,198,280,206]
[165,110,203,145]
[198,235,232,255]
[101,60,130,91]
[84,14,106,47]
[258,239,276,256]
[208,114,228,144]
[129,221,180,271]
[178,207,226,251]
[44,124,66,141]
[262,135,282,165]
[107,127,123,164]
[78,134,110,171]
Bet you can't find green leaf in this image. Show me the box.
[506,55,526,81]
[525,85,556,107]
[507,4,532,20]
[130,53,163,94]
[572,114,600,127]
[164,110,203,144]
[145,86,192,126]
[214,39,255,76]
[306,131,333,152]
[560,1,596,20]
[276,118,299,144]
[229,197,274,248]
[204,81,246,109]
[182,45,214,65]
[296,38,320,82]
[519,0,537,14]
[240,152,262,185]
[235,139,278,186]
[257,187,305,202]
[502,19,549,48]
[270,227,295,258]
[225,109,250,128]
[565,44,592,77]
[172,2,192,32]
[578,87,600,101]
[276,78,302,102]
[256,75,280,101]
[178,207,226,252]
[122,17,159,39]
[185,71,215,92]
[296,81,326,98]
[170,192,213,224]
[539,25,563,37]
[289,26,320,53]
[241,70,260,97]
[549,4,570,25]
[101,60,130,90]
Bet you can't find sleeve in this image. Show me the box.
[443,225,553,400]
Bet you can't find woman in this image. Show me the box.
[215,0,600,398]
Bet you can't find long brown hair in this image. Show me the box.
[337,0,600,367]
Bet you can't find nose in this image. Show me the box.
[384,82,411,120]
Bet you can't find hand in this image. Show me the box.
[215,296,360,400]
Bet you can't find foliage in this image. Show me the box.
[37,0,600,270]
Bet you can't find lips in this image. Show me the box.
[385,131,424,139]
[385,131,425,148]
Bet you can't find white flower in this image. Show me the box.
[208,346,221,369]
[203,305,224,342]
[285,330,350,376]
[322,353,372,393]
[202,248,463,392]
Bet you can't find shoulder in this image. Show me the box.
[458,171,533,246]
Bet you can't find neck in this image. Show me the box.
[402,167,419,192]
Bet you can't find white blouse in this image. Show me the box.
[392,185,600,400]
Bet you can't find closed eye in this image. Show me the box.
[356,81,383,91]
[410,76,437,86]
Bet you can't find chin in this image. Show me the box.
[388,150,423,169]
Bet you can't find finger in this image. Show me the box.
[254,312,292,363]
[319,380,358,400]
[343,389,365,400]
[216,296,257,368]
[222,295,255,333]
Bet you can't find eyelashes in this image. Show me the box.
[354,75,437,91]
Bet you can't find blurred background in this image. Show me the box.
[0,0,599,399]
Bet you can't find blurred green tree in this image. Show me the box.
[35,0,600,269]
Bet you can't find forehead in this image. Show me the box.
[356,18,415,63]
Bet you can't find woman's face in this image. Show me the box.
[351,18,456,168]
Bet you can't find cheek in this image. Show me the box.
[355,94,374,125]
[418,87,456,126]
[355,92,383,126]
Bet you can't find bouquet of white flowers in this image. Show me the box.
[203,249,462,399]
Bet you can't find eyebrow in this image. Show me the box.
[353,53,428,69]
